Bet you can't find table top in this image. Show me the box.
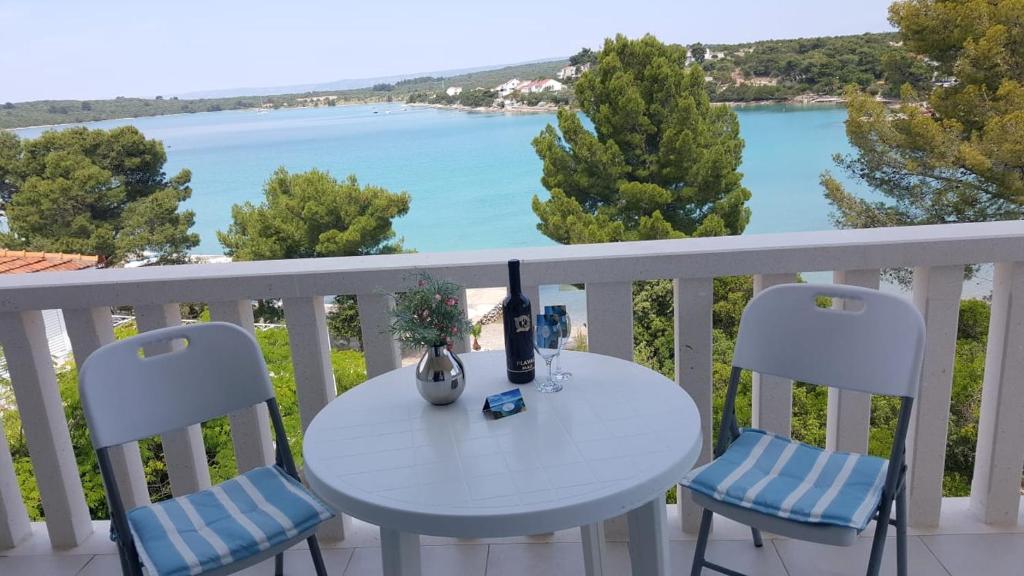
[303,350,702,538]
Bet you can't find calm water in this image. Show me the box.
[15,103,872,254]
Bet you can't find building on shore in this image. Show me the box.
[557,63,591,80]
[516,79,565,93]
[445,86,463,97]
[495,78,522,96]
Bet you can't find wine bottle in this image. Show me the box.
[502,259,535,383]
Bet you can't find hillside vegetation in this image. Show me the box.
[1,32,930,129]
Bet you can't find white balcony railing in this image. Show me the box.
[1,221,1023,550]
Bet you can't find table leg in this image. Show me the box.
[581,522,608,576]
[626,498,669,576]
[380,527,421,576]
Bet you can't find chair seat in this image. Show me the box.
[681,429,887,531]
[128,465,334,576]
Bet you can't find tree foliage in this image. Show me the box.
[823,0,1024,228]
[532,34,751,244]
[0,127,198,264]
[218,167,410,260]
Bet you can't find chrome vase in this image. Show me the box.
[415,345,466,405]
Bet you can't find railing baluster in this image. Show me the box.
[0,310,92,546]
[674,278,714,533]
[970,261,1024,525]
[63,307,150,509]
[907,265,963,527]
[752,274,797,436]
[356,293,402,377]
[208,300,274,473]
[135,303,212,496]
[827,270,880,454]
[452,288,471,354]
[0,418,30,549]
[282,296,347,541]
[585,281,634,541]
[586,281,633,360]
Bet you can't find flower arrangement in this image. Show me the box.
[388,273,472,349]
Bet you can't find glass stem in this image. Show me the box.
[547,358,554,382]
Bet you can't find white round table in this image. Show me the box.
[304,350,702,576]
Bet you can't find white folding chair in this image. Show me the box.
[681,284,925,576]
[79,322,333,576]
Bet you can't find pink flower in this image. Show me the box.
[434,293,442,301]
[446,297,457,306]
[418,279,427,287]
[450,326,458,334]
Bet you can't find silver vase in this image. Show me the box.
[415,345,466,405]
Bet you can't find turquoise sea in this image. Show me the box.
[14,102,873,255]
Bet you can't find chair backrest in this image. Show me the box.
[79,322,275,449]
[733,283,926,398]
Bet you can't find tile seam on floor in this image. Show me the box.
[767,540,793,576]
[482,543,491,576]
[340,545,355,575]
[916,535,954,576]
[73,554,98,576]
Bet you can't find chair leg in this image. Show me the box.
[865,496,894,576]
[275,552,284,576]
[750,527,764,548]
[896,487,908,576]
[691,509,713,576]
[308,535,329,576]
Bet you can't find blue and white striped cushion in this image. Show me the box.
[127,465,334,576]
[681,429,887,530]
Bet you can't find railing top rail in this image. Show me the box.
[0,221,1021,311]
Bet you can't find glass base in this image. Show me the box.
[553,370,572,382]
[536,378,564,393]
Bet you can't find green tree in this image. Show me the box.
[218,167,410,336]
[0,127,198,264]
[532,34,750,243]
[219,167,410,259]
[690,42,707,63]
[823,0,1024,229]
[880,48,934,97]
[531,34,750,376]
[569,47,598,67]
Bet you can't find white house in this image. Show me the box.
[495,78,522,96]
[445,86,463,97]
[517,79,565,93]
[557,63,591,80]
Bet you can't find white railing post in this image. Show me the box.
[585,281,633,540]
[135,304,212,497]
[452,287,472,354]
[0,421,30,549]
[970,261,1024,525]
[674,278,714,533]
[827,270,880,454]
[208,300,274,473]
[283,296,347,541]
[63,307,150,510]
[752,274,796,436]
[586,282,633,360]
[907,265,963,527]
[356,293,402,378]
[0,310,92,547]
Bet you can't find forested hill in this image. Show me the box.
[0,32,924,129]
[0,60,567,129]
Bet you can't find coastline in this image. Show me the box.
[7,94,866,131]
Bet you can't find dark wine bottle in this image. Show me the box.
[502,259,535,383]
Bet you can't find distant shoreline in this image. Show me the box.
[7,95,864,132]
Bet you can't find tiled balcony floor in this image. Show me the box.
[3,499,1022,576]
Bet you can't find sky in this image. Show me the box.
[0,0,896,103]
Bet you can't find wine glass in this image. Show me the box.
[534,314,564,393]
[548,306,573,382]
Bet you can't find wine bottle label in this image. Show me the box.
[509,357,535,373]
[513,314,531,333]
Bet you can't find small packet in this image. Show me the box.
[482,388,527,419]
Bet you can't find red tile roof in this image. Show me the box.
[0,250,100,274]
